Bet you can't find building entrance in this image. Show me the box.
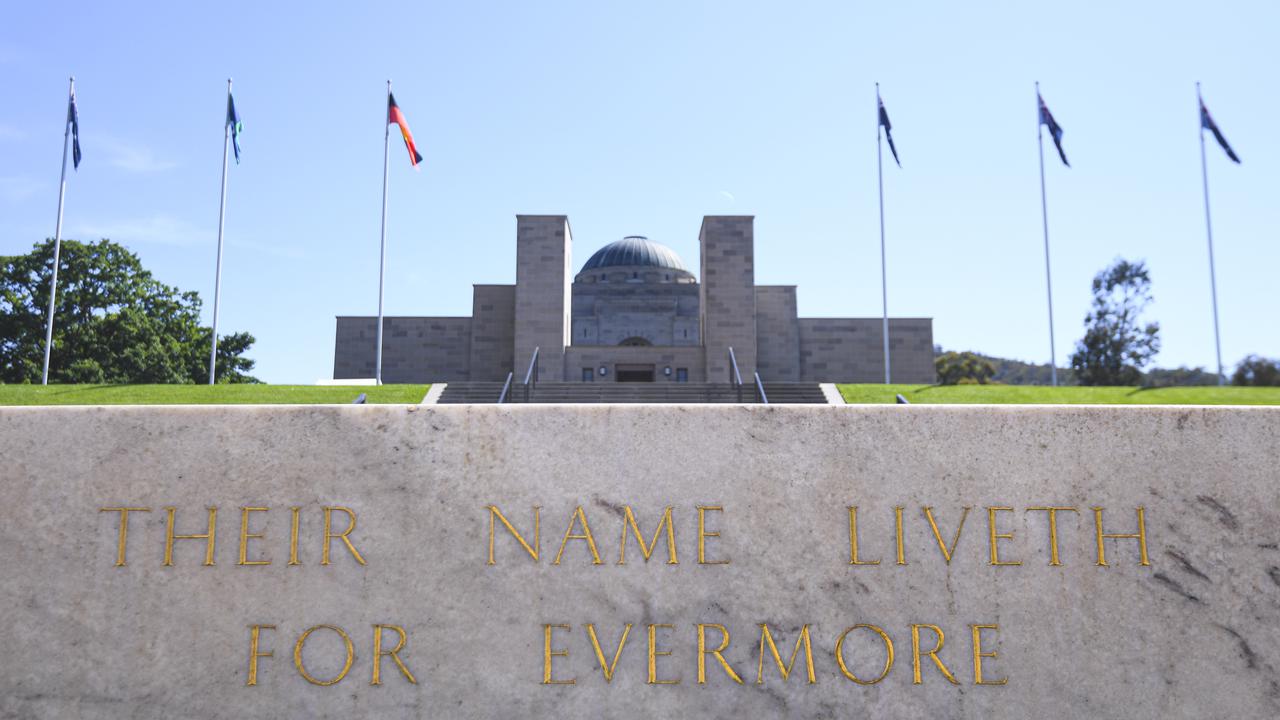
[615,364,656,382]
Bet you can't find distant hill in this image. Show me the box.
[936,348,1218,387]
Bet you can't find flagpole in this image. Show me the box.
[209,78,233,384]
[41,76,75,386]
[1035,81,1059,387]
[1197,82,1225,386]
[876,83,891,385]
[375,80,391,385]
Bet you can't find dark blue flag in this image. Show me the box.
[1038,93,1069,167]
[878,96,901,167]
[1200,99,1240,164]
[68,88,81,169]
[227,93,243,163]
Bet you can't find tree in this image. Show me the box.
[0,238,257,384]
[934,351,996,385]
[1232,355,1280,387]
[1069,258,1160,386]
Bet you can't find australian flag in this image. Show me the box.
[227,92,243,163]
[1200,99,1240,164]
[878,96,901,167]
[1038,93,1069,167]
[68,88,81,169]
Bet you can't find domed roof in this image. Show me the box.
[580,236,689,274]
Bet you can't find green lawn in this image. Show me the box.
[838,383,1280,405]
[0,384,430,406]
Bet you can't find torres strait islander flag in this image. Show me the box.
[388,92,423,167]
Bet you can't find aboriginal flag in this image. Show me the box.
[1200,99,1240,164]
[878,96,901,167]
[388,92,423,167]
[1038,93,1069,167]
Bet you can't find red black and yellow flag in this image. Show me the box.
[388,92,423,167]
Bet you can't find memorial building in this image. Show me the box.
[333,215,935,384]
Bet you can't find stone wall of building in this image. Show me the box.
[514,216,572,382]
[563,345,706,383]
[699,216,757,382]
[333,316,473,382]
[797,317,935,383]
[571,281,700,347]
[753,285,801,381]
[469,285,516,382]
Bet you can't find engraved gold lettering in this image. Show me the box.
[696,623,743,684]
[542,624,574,684]
[922,506,970,565]
[894,506,907,565]
[371,624,418,685]
[697,506,729,565]
[986,507,1022,566]
[163,506,217,566]
[585,623,632,682]
[970,624,1008,685]
[1027,506,1079,566]
[847,507,881,565]
[618,506,677,564]
[238,507,270,566]
[288,506,302,566]
[647,624,678,684]
[553,506,602,565]
[294,624,355,686]
[486,505,540,564]
[246,624,275,686]
[910,623,959,685]
[835,624,894,685]
[321,506,367,566]
[756,624,816,684]
[99,507,150,567]
[1093,506,1151,567]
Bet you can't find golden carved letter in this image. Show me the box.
[553,506,602,565]
[542,624,575,685]
[294,625,355,686]
[970,624,1008,685]
[586,623,632,682]
[911,624,959,685]
[1027,506,1079,566]
[371,624,418,685]
[163,506,217,567]
[756,624,816,684]
[696,623,743,685]
[238,507,270,566]
[486,505,540,564]
[848,507,881,565]
[986,507,1022,566]
[288,506,302,566]
[322,506,367,566]
[923,506,970,565]
[647,624,678,685]
[835,624,894,685]
[246,624,276,686]
[99,507,150,567]
[697,506,729,565]
[618,506,678,565]
[1093,506,1151,567]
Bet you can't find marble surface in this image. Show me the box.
[1,404,1278,719]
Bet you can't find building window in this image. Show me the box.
[683,329,688,338]
[582,368,594,382]
[600,274,606,281]
[676,368,688,383]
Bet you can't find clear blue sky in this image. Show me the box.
[2,2,1276,383]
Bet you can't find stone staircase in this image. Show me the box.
[434,381,830,404]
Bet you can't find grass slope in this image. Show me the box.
[0,384,430,406]
[838,384,1280,405]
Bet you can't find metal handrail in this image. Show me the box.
[522,346,540,403]
[497,371,514,404]
[754,372,768,404]
[727,347,744,402]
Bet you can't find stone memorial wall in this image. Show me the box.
[2,404,1278,718]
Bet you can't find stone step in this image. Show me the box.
[435,381,831,404]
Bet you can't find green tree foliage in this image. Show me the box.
[0,238,257,384]
[1232,355,1280,387]
[934,351,996,385]
[1069,258,1160,386]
